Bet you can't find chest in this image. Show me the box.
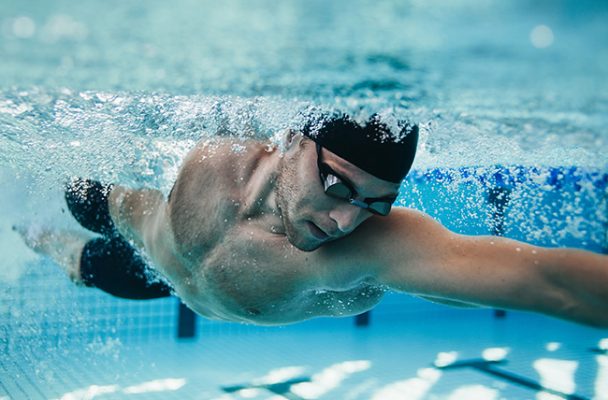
[193,233,384,324]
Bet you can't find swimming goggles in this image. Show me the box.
[316,144,396,216]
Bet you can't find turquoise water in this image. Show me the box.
[1,0,606,250]
[1,1,607,399]
[1,0,607,170]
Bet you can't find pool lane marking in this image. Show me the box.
[221,376,310,400]
[435,359,588,400]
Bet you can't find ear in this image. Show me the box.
[283,129,301,149]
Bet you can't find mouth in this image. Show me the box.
[306,221,329,240]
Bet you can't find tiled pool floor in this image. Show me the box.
[1,311,606,400]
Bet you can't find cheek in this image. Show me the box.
[281,145,328,212]
[291,159,321,201]
[278,163,309,210]
[301,176,330,212]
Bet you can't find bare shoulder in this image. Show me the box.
[363,207,440,233]
[341,207,451,253]
[175,138,269,190]
[310,208,440,283]
[167,138,268,261]
[180,138,247,174]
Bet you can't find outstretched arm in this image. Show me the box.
[365,208,608,328]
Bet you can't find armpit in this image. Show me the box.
[313,284,386,317]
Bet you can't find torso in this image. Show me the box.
[148,139,385,325]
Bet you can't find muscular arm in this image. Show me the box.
[359,208,608,327]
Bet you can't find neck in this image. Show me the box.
[242,144,284,232]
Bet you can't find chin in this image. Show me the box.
[286,232,323,252]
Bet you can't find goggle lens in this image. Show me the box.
[325,180,353,199]
[317,145,394,216]
[324,179,393,216]
[368,201,392,216]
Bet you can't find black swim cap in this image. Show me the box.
[302,113,419,183]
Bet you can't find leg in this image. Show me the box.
[64,179,117,236]
[15,225,89,285]
[65,178,166,249]
[62,178,171,299]
[16,225,172,299]
[80,236,172,299]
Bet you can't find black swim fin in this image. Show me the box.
[65,178,117,237]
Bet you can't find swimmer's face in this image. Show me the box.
[276,134,400,251]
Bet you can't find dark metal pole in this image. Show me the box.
[355,311,371,327]
[488,185,512,319]
[177,302,197,339]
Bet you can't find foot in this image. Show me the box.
[14,224,91,285]
[65,178,117,236]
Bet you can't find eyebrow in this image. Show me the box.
[321,162,398,202]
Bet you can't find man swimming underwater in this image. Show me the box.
[17,113,608,327]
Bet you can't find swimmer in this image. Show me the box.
[18,113,608,327]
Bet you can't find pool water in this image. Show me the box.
[1,0,607,399]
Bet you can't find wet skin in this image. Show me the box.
[109,134,399,324]
[107,132,608,327]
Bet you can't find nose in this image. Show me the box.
[328,205,362,235]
